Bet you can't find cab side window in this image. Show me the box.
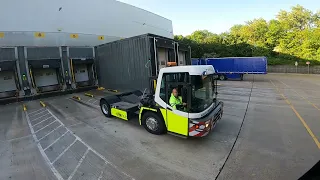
[159,72,188,104]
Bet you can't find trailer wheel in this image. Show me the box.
[142,112,166,135]
[100,100,111,117]
[219,75,226,81]
[240,74,244,81]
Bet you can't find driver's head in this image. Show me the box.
[172,88,178,97]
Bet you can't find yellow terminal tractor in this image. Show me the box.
[99,65,223,137]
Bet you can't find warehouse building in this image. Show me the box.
[0,0,173,46]
[0,0,174,101]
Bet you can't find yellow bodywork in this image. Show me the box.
[139,106,189,136]
[139,107,157,125]
[166,110,188,136]
[111,108,128,120]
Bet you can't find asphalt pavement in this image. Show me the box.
[0,73,319,180]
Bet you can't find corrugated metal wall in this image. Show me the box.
[96,35,151,91]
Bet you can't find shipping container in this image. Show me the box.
[95,34,191,91]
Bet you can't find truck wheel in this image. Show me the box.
[219,75,226,81]
[240,74,244,81]
[142,112,166,135]
[100,100,111,117]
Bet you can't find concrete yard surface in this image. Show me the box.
[0,73,319,180]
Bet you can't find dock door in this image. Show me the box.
[0,48,20,99]
[26,47,64,93]
[71,58,95,87]
[28,59,62,92]
[0,61,20,98]
[69,47,96,88]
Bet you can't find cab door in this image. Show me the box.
[162,73,189,136]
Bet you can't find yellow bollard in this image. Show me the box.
[40,101,46,107]
[23,104,27,111]
[107,89,118,93]
[72,96,81,101]
[97,87,105,90]
[84,93,94,98]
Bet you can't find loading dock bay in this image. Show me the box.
[0,74,319,180]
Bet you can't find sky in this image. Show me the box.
[118,0,319,36]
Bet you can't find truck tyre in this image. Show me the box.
[100,100,111,117]
[219,75,226,81]
[142,112,166,135]
[240,74,244,81]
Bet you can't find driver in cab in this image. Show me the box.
[170,88,187,110]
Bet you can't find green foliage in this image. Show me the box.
[174,5,320,65]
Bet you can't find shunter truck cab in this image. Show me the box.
[100,65,223,137]
[26,47,64,93]
[0,47,21,99]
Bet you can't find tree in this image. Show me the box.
[277,5,314,30]
[174,5,320,65]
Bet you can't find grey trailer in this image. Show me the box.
[0,47,21,98]
[95,33,191,91]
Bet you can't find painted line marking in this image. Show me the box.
[270,80,320,149]
[68,122,84,128]
[38,125,63,142]
[7,134,32,142]
[30,112,50,122]
[68,98,100,108]
[28,108,46,115]
[43,130,69,151]
[29,110,48,118]
[86,99,93,103]
[34,120,58,134]
[32,116,53,127]
[98,169,104,180]
[24,112,64,180]
[51,139,77,164]
[67,148,90,180]
[91,100,98,104]
[24,106,135,180]
[278,80,320,112]
[47,109,135,180]
[278,80,290,88]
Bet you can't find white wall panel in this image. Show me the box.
[0,0,173,46]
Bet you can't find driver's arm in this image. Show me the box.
[170,101,177,110]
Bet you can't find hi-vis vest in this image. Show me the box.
[169,93,183,110]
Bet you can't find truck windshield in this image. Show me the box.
[190,74,215,113]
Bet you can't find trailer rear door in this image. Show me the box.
[157,48,168,69]
[178,51,186,66]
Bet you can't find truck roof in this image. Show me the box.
[160,65,216,75]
